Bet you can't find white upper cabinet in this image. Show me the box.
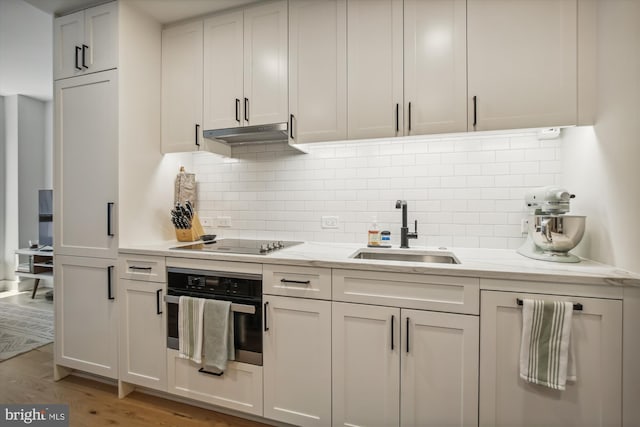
[288,0,347,144]
[54,2,118,80]
[467,0,578,131]
[347,0,404,140]
[243,1,288,126]
[161,21,204,153]
[203,11,244,130]
[404,0,467,135]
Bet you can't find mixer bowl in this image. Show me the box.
[529,215,586,253]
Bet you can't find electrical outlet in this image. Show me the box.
[321,216,339,229]
[521,217,529,234]
[217,216,232,227]
[200,217,212,227]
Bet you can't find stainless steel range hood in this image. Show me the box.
[203,122,288,145]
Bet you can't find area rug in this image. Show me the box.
[0,300,54,362]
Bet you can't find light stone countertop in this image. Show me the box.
[119,240,640,288]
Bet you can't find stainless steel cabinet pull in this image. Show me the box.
[163,295,255,314]
[473,96,477,127]
[156,289,163,314]
[81,44,89,69]
[235,98,240,123]
[391,315,395,351]
[107,202,115,236]
[198,367,223,376]
[195,124,200,147]
[75,46,82,70]
[406,317,410,353]
[516,298,583,311]
[107,266,115,300]
[244,98,249,123]
[264,301,269,331]
[280,278,310,285]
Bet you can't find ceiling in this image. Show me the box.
[23,0,262,23]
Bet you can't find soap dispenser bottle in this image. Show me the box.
[368,216,381,247]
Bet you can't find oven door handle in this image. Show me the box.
[164,295,256,315]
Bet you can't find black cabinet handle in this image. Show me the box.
[107,266,115,300]
[516,298,583,311]
[81,44,89,69]
[395,103,399,133]
[235,98,240,123]
[156,289,163,314]
[75,46,82,70]
[198,367,223,376]
[244,98,249,123]
[129,266,152,271]
[107,202,114,236]
[408,102,412,132]
[406,317,410,353]
[391,315,395,351]
[289,114,295,140]
[280,278,310,285]
[264,301,269,331]
[195,124,200,147]
[473,95,477,127]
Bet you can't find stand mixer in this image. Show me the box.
[517,186,586,263]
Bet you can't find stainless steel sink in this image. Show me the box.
[350,248,460,264]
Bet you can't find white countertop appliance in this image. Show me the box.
[517,186,586,263]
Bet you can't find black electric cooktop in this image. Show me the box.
[171,238,303,255]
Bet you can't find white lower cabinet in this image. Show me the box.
[480,290,622,427]
[263,295,332,427]
[167,349,263,416]
[118,278,166,393]
[54,255,118,379]
[333,302,479,427]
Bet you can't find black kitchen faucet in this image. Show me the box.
[395,200,418,248]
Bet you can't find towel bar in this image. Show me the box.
[164,294,256,315]
[516,298,583,311]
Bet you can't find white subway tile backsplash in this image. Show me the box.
[193,131,563,249]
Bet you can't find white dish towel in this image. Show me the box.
[178,295,205,363]
[519,299,576,390]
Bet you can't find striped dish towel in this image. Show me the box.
[519,299,576,390]
[178,296,205,363]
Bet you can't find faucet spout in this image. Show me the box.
[395,200,417,248]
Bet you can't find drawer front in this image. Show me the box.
[263,264,331,300]
[119,255,166,282]
[167,349,263,416]
[333,269,479,315]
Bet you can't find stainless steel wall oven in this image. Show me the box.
[166,267,263,366]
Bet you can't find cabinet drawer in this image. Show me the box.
[263,264,331,300]
[333,269,479,315]
[167,349,263,416]
[119,255,166,282]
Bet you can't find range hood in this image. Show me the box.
[203,122,288,145]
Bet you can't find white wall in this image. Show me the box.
[0,0,52,101]
[193,131,563,249]
[44,100,53,188]
[3,97,19,279]
[0,97,5,279]
[562,0,640,274]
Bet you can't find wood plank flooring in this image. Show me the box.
[0,345,271,427]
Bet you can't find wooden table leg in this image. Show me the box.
[31,278,40,299]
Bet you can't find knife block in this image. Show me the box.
[175,213,206,242]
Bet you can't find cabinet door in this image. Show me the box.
[347,0,403,139]
[119,279,166,392]
[333,302,400,427]
[289,0,347,144]
[243,1,288,126]
[467,0,577,131]
[263,296,331,427]
[480,291,622,427]
[54,255,118,379]
[404,0,467,135]
[203,11,244,130]
[53,10,84,80]
[401,309,479,427]
[83,2,118,74]
[161,21,204,153]
[54,70,118,258]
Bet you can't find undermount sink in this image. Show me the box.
[350,248,460,264]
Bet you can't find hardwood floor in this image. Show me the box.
[0,345,271,427]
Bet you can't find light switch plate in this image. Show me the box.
[217,216,232,227]
[321,216,339,229]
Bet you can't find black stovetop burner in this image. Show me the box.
[171,238,303,255]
